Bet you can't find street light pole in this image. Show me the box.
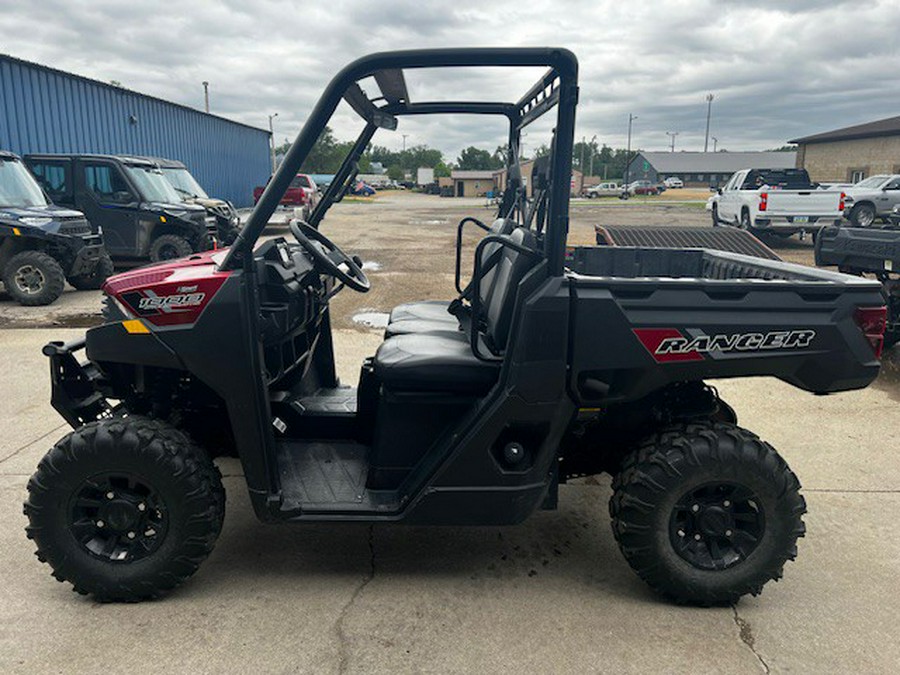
[704,93,714,152]
[624,114,637,190]
[402,134,408,152]
[268,113,278,173]
[712,136,718,152]
[666,131,679,152]
[202,81,209,113]
[588,134,597,178]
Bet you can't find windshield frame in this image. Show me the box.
[160,166,210,200]
[124,163,184,204]
[0,157,50,208]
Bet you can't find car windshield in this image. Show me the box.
[124,164,183,203]
[0,158,49,208]
[854,175,891,189]
[161,167,209,200]
[290,175,311,189]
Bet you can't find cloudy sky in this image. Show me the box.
[3,0,899,161]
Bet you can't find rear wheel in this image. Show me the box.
[68,253,114,291]
[149,234,193,262]
[711,204,720,226]
[24,416,225,602]
[849,203,876,228]
[610,421,806,605]
[3,250,65,306]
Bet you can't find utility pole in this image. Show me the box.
[202,81,209,113]
[666,131,679,152]
[712,137,718,152]
[624,114,637,189]
[703,93,714,152]
[402,134,408,152]
[268,113,278,173]
[579,135,586,174]
[588,134,597,178]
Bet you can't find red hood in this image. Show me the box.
[103,250,233,327]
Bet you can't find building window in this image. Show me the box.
[696,174,704,182]
[849,169,867,183]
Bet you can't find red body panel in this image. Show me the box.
[103,250,233,327]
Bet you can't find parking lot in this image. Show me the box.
[1,191,898,674]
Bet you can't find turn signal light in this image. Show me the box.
[854,306,887,358]
[759,192,768,212]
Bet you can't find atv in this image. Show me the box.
[1,151,112,305]
[25,49,887,604]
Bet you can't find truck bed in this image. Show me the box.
[564,245,885,402]
[815,225,900,275]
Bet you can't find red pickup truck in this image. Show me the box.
[253,173,319,217]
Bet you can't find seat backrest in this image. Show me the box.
[481,227,537,351]
[477,218,517,305]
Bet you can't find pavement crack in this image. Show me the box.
[0,424,66,465]
[335,524,376,674]
[731,604,770,674]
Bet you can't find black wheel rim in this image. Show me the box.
[668,482,765,571]
[68,473,168,563]
[158,245,180,260]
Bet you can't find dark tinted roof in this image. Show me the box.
[0,151,20,160]
[24,153,156,167]
[139,157,187,169]
[790,115,900,145]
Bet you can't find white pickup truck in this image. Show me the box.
[708,168,843,236]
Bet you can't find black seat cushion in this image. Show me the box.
[384,318,466,339]
[374,333,499,394]
[388,300,457,324]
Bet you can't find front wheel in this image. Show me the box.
[711,204,720,226]
[740,209,753,230]
[2,250,66,306]
[149,234,193,262]
[610,421,806,605]
[24,417,225,602]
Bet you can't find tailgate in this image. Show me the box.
[765,190,842,217]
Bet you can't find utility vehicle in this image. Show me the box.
[25,49,887,605]
[815,225,900,348]
[24,154,217,262]
[1,151,111,305]
[150,157,241,245]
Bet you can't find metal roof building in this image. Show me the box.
[627,151,797,187]
[0,54,271,207]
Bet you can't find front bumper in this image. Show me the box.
[43,338,111,428]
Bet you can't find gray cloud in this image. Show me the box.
[2,0,900,159]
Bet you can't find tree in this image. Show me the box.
[387,164,404,181]
[456,146,501,171]
[433,161,451,178]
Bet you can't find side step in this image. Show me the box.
[275,440,399,515]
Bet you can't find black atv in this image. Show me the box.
[0,152,111,305]
[25,49,886,605]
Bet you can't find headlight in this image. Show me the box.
[18,217,52,227]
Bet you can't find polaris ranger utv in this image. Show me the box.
[1,151,111,305]
[24,154,217,262]
[150,157,241,245]
[25,49,887,605]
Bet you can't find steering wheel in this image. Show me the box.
[290,220,370,293]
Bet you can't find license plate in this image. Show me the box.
[794,216,809,223]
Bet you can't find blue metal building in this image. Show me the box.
[0,54,271,207]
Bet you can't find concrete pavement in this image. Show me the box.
[1,328,898,674]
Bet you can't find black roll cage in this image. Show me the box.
[221,48,579,276]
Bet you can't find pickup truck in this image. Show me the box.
[841,174,900,227]
[709,168,843,235]
[584,181,620,198]
[253,173,318,218]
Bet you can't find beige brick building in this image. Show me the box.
[791,116,900,183]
